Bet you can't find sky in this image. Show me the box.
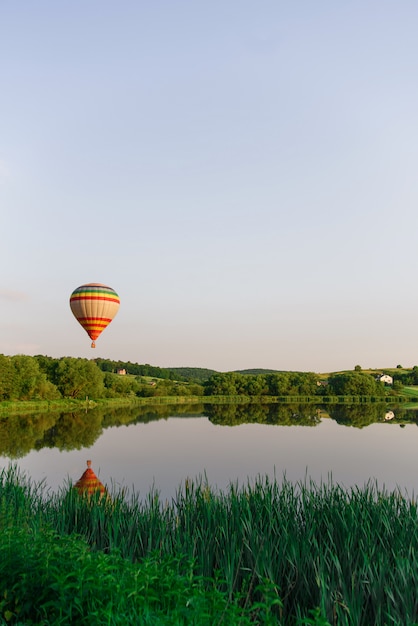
[2,1,418,373]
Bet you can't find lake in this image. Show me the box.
[1,402,417,501]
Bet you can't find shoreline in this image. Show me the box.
[0,393,410,416]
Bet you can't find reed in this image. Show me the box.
[1,465,418,624]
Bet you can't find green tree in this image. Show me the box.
[411,366,418,385]
[234,374,267,396]
[288,372,319,395]
[0,354,14,400]
[327,372,384,396]
[204,373,239,396]
[265,373,291,395]
[103,372,140,397]
[34,354,58,377]
[10,355,60,400]
[53,358,105,398]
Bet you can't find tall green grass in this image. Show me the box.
[1,465,418,624]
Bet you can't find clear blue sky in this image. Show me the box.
[2,1,418,373]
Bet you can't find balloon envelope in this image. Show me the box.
[70,283,120,347]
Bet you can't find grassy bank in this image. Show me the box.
[0,392,408,416]
[1,466,418,625]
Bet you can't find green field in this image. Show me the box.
[400,386,418,398]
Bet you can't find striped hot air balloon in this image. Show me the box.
[69,283,120,348]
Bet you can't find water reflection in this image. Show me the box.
[1,403,417,459]
[327,404,390,428]
[0,404,205,458]
[205,403,322,426]
[1,403,418,500]
[74,460,107,497]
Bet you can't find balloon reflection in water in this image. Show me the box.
[74,460,107,498]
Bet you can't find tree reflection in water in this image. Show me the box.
[0,402,416,459]
[205,403,322,426]
[0,404,204,458]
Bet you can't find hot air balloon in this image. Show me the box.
[69,283,120,348]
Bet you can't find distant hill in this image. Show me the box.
[169,367,304,381]
[167,367,218,383]
[234,368,291,376]
[94,360,417,384]
[94,359,219,383]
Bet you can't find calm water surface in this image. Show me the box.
[1,404,417,500]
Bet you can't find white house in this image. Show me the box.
[378,374,393,385]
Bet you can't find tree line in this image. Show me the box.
[0,354,204,401]
[0,354,397,402]
[203,371,387,398]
